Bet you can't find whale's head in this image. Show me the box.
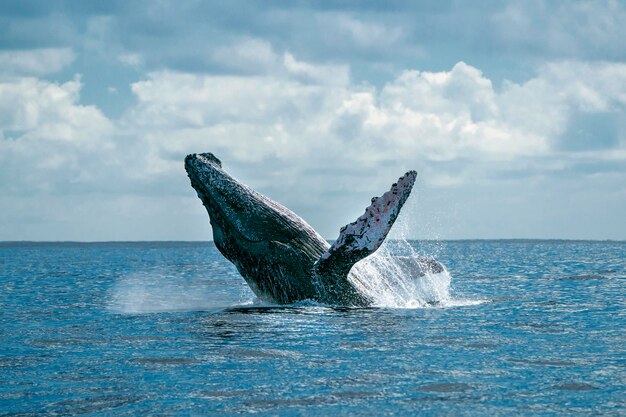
[185,153,266,245]
[185,152,326,255]
[185,152,328,302]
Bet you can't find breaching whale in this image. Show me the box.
[185,152,437,306]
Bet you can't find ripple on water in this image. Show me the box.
[559,274,606,281]
[228,348,302,360]
[416,382,473,393]
[128,357,200,366]
[464,343,498,349]
[50,394,146,415]
[507,358,578,367]
[553,383,600,391]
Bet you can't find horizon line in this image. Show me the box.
[1,238,625,244]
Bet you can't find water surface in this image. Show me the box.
[1,240,625,415]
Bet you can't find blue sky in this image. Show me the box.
[1,0,625,240]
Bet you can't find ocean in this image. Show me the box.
[1,240,625,415]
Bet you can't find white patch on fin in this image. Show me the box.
[315,170,417,277]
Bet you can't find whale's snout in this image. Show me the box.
[184,152,231,206]
[185,152,275,243]
[184,153,222,181]
[184,152,240,218]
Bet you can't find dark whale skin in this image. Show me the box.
[185,152,419,306]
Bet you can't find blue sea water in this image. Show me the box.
[1,240,625,416]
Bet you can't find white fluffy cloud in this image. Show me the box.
[4,54,625,192]
[1,48,626,239]
[0,76,114,195]
[121,59,626,177]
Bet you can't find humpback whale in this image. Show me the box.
[185,152,436,306]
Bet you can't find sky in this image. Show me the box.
[1,0,625,241]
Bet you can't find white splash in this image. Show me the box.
[347,191,479,309]
[350,243,452,308]
[108,268,253,313]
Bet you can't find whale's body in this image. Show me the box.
[185,152,432,306]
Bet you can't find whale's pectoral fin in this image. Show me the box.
[314,170,417,281]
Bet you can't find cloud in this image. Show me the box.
[117,52,142,68]
[1,1,626,241]
[129,59,626,166]
[331,14,404,49]
[117,57,626,206]
[0,48,75,76]
[208,38,351,86]
[491,1,626,60]
[1,41,626,239]
[211,38,278,74]
[2,1,626,76]
[0,76,114,195]
[0,76,111,143]
[313,13,409,57]
[283,53,350,86]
